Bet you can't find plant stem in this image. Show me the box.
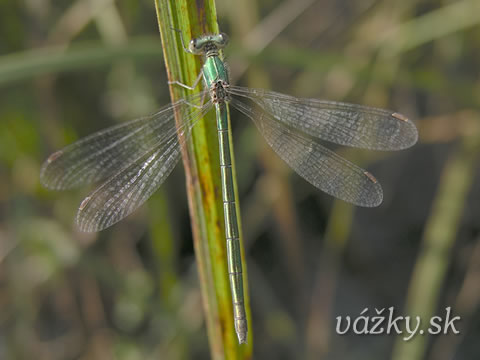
[154,1,252,358]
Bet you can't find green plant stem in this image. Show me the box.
[154,1,252,358]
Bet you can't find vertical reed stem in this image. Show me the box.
[154,1,252,358]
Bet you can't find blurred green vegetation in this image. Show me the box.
[1,0,480,359]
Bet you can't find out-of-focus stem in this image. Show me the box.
[392,117,480,360]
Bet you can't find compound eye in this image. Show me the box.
[189,38,200,53]
[218,33,229,47]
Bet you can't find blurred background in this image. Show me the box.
[1,0,480,359]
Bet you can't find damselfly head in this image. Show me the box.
[189,33,229,55]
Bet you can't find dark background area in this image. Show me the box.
[1,0,480,359]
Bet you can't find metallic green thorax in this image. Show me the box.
[201,46,247,343]
[202,56,229,86]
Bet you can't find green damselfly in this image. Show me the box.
[40,32,418,344]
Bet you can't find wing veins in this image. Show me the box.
[229,85,417,151]
[230,98,383,207]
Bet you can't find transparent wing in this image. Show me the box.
[231,98,383,207]
[229,85,417,151]
[40,90,208,190]
[76,100,212,232]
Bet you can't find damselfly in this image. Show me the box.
[40,32,418,343]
